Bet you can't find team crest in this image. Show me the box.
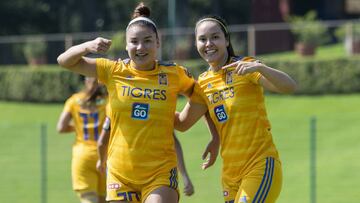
[225,70,233,84]
[223,190,229,197]
[207,83,212,89]
[158,73,168,85]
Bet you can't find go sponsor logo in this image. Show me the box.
[214,104,228,122]
[131,103,149,120]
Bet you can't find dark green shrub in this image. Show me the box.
[0,65,82,102]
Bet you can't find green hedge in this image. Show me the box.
[265,57,360,94]
[0,65,82,102]
[1,57,359,103]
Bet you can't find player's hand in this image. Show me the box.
[233,61,264,75]
[182,176,194,196]
[96,159,106,174]
[201,137,219,170]
[85,37,112,54]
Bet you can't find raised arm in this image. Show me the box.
[56,111,74,133]
[96,117,111,173]
[174,101,208,132]
[174,133,194,196]
[57,37,112,77]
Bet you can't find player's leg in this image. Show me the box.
[144,186,178,203]
[235,157,282,203]
[142,167,179,203]
[106,169,141,203]
[77,191,99,203]
[97,169,107,203]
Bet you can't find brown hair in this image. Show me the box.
[132,2,150,19]
[128,2,158,38]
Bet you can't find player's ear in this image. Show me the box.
[156,38,160,49]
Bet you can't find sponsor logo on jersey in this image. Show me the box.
[131,103,149,120]
[214,104,228,122]
[158,73,168,85]
[108,183,121,190]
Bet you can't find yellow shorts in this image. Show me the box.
[106,167,179,202]
[72,147,106,196]
[222,157,282,203]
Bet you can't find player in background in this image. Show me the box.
[57,76,107,203]
[57,2,219,202]
[174,15,297,203]
[96,118,195,196]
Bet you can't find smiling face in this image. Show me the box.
[195,21,229,70]
[126,25,159,70]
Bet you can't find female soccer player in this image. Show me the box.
[57,2,201,202]
[175,15,297,203]
[57,76,107,203]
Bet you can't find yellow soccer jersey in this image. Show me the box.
[191,56,280,183]
[63,92,108,148]
[96,58,195,184]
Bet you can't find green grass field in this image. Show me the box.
[1,94,360,203]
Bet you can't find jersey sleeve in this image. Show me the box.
[247,72,262,84]
[190,82,207,105]
[96,58,117,86]
[177,65,195,97]
[63,96,74,113]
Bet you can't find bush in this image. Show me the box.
[1,57,360,103]
[287,11,330,46]
[0,65,82,102]
[265,57,360,94]
[23,37,47,65]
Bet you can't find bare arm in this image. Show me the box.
[174,133,194,196]
[174,101,208,132]
[233,61,297,93]
[56,111,74,133]
[201,112,220,170]
[57,37,112,77]
[96,117,110,173]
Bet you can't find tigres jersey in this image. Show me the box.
[96,58,195,184]
[191,56,280,183]
[63,92,108,149]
